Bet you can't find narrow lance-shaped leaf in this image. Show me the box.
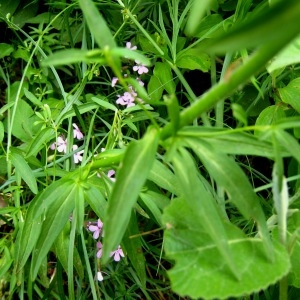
[172,147,240,280]
[102,127,159,263]
[79,0,116,49]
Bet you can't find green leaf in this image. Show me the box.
[102,127,159,263]
[176,48,210,72]
[267,36,300,73]
[31,182,77,279]
[163,197,290,299]
[172,148,240,280]
[91,97,117,112]
[0,43,14,59]
[205,0,300,53]
[139,192,163,226]
[153,62,176,95]
[186,138,274,259]
[79,0,116,49]
[148,75,163,102]
[54,222,84,279]
[0,121,4,144]
[10,149,38,194]
[278,78,300,113]
[122,212,146,287]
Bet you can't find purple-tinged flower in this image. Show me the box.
[73,123,84,140]
[97,271,103,281]
[133,60,148,75]
[136,77,145,86]
[110,245,124,261]
[88,219,103,239]
[111,77,118,87]
[57,137,67,153]
[107,170,116,182]
[126,42,137,50]
[96,241,103,258]
[50,142,56,150]
[72,145,84,164]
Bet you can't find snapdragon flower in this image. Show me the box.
[96,241,103,258]
[88,219,103,239]
[126,42,137,50]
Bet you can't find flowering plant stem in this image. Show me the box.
[160,34,300,140]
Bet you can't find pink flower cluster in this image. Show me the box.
[88,218,125,281]
[50,124,84,164]
[112,42,148,108]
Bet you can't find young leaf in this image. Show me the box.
[102,127,159,263]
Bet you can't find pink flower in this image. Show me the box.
[72,145,84,164]
[57,137,67,153]
[96,241,103,258]
[73,123,84,140]
[88,219,103,239]
[136,77,145,86]
[110,245,124,261]
[111,77,118,87]
[50,142,56,150]
[126,42,137,50]
[133,60,148,75]
[107,170,116,182]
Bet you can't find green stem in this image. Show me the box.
[160,32,300,140]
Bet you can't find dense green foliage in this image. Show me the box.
[1,0,300,299]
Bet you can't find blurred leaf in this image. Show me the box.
[79,0,116,49]
[148,75,163,102]
[102,127,159,263]
[92,97,117,112]
[10,149,38,194]
[268,36,300,73]
[205,0,300,53]
[185,0,215,36]
[192,14,223,38]
[278,78,300,113]
[0,122,4,144]
[0,0,21,18]
[0,43,14,59]
[176,48,210,72]
[110,48,151,66]
[139,192,163,226]
[186,138,274,258]
[12,0,38,28]
[153,62,176,94]
[163,197,290,299]
[232,103,248,126]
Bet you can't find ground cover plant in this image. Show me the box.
[1,0,300,299]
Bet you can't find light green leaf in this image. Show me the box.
[187,138,274,259]
[163,197,290,299]
[92,97,117,112]
[268,36,300,73]
[79,0,116,49]
[278,77,300,113]
[102,127,159,263]
[176,48,210,72]
[153,62,176,95]
[0,43,14,59]
[0,122,4,144]
[10,149,38,194]
[172,148,240,279]
[139,192,163,226]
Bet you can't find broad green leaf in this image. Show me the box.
[267,36,300,73]
[31,182,77,279]
[54,222,84,279]
[102,127,159,263]
[15,179,73,273]
[172,148,240,279]
[79,0,116,49]
[176,48,210,72]
[163,197,290,299]
[122,212,146,287]
[0,0,20,17]
[148,75,163,102]
[153,62,175,95]
[278,78,300,113]
[0,43,14,59]
[10,149,38,194]
[186,138,273,259]
[205,0,300,53]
